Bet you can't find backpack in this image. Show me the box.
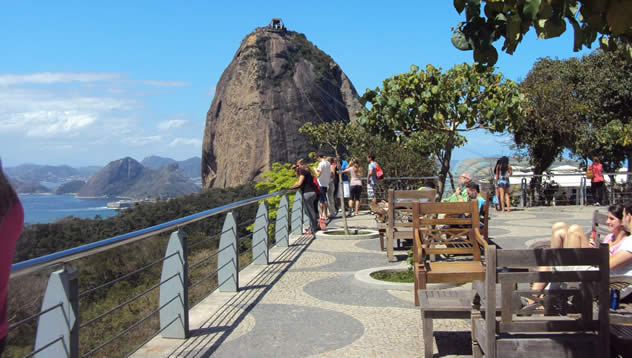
[312,177,321,195]
[375,164,384,180]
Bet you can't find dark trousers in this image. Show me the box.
[592,181,605,204]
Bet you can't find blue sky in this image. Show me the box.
[0,1,594,167]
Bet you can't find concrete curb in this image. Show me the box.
[354,266,461,291]
[315,228,379,240]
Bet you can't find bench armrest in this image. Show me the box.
[473,228,487,248]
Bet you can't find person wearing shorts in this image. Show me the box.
[367,154,378,207]
[342,157,363,216]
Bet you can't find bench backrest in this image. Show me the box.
[480,192,490,241]
[477,244,609,355]
[386,189,437,231]
[592,210,610,243]
[412,200,482,261]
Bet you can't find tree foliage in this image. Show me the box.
[514,56,588,203]
[452,0,632,66]
[571,46,632,173]
[358,63,523,197]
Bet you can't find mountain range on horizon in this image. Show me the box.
[6,155,202,199]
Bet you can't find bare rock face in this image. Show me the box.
[202,25,361,189]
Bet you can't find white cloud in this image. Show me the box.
[158,119,187,130]
[0,72,121,86]
[126,135,163,146]
[169,137,202,148]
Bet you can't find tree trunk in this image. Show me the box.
[628,153,632,184]
[437,133,456,199]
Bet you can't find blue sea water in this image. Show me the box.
[19,194,121,224]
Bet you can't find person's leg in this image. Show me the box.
[498,186,506,212]
[551,222,569,249]
[304,192,318,233]
[564,224,589,248]
[328,182,336,217]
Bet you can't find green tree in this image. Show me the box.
[299,121,356,234]
[358,63,523,197]
[452,0,632,66]
[513,57,588,203]
[571,47,632,176]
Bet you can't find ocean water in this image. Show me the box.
[19,194,121,224]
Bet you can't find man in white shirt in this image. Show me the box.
[316,153,331,220]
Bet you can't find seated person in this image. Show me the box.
[442,172,471,202]
[463,181,486,213]
[532,202,632,296]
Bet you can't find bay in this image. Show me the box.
[19,194,122,224]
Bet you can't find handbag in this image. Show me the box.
[586,166,594,180]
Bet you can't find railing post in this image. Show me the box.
[291,190,303,235]
[218,212,238,292]
[275,194,289,247]
[34,268,78,358]
[159,230,189,339]
[580,177,587,205]
[252,202,269,265]
[520,178,527,207]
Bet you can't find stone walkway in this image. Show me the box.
[135,205,599,357]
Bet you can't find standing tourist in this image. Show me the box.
[316,153,331,220]
[366,154,379,208]
[339,158,350,213]
[0,159,23,356]
[495,156,512,212]
[589,156,605,206]
[442,172,472,203]
[290,159,318,234]
[342,158,363,216]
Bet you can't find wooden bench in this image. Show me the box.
[411,200,486,306]
[384,189,436,262]
[471,244,610,358]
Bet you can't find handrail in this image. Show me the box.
[11,189,290,278]
[508,171,631,177]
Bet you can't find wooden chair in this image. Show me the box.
[385,189,436,262]
[480,192,491,242]
[471,244,610,358]
[411,200,486,306]
[591,209,609,242]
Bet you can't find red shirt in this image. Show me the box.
[0,200,23,338]
[590,163,604,183]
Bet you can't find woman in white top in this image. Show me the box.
[532,203,632,294]
[342,158,363,216]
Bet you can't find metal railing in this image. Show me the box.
[503,172,632,207]
[8,189,307,358]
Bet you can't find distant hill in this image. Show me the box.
[10,179,50,194]
[141,155,176,169]
[78,157,199,199]
[6,164,79,183]
[55,180,86,194]
[141,155,201,179]
[5,163,100,185]
[177,157,201,179]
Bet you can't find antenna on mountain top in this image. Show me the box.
[267,18,286,32]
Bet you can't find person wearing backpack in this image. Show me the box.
[367,154,380,208]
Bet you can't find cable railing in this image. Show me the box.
[7,189,308,358]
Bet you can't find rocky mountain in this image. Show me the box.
[55,180,86,194]
[202,20,361,189]
[141,155,176,169]
[77,157,198,199]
